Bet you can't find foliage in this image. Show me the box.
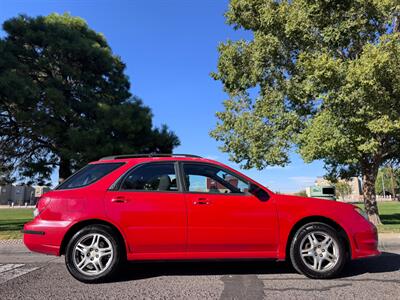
[0,14,179,184]
[293,190,308,197]
[335,181,352,200]
[375,166,400,196]
[211,0,400,223]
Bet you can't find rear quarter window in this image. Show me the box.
[56,163,124,190]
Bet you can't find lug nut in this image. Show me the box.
[96,255,99,258]
[95,249,98,252]
[320,254,323,257]
[90,257,94,261]
[322,249,325,252]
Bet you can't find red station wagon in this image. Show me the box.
[23,154,379,282]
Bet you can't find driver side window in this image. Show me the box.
[182,163,249,194]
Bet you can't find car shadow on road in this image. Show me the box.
[341,251,400,278]
[111,251,400,283]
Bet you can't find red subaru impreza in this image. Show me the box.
[23,154,379,282]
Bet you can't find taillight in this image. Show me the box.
[34,197,51,217]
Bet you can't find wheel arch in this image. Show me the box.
[285,216,351,261]
[60,219,128,258]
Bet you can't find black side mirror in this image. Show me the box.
[249,183,270,201]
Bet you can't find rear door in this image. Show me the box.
[104,162,186,253]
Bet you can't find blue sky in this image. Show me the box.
[0,0,325,192]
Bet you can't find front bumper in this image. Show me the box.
[23,218,71,256]
[351,222,380,259]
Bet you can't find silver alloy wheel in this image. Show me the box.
[72,233,114,276]
[299,231,339,272]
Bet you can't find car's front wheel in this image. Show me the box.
[65,224,122,283]
[289,222,347,279]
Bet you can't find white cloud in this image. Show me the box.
[289,176,316,186]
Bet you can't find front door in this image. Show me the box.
[182,162,278,255]
[104,162,186,253]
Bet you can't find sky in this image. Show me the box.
[0,0,325,192]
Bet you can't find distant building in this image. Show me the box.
[0,184,51,206]
[314,176,362,202]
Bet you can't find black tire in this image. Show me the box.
[289,222,347,279]
[65,224,123,283]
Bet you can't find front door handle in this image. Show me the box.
[193,198,211,205]
[111,196,130,203]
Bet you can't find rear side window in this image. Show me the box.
[120,163,177,191]
[57,163,124,190]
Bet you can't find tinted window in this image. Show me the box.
[183,163,249,194]
[57,163,123,189]
[121,163,177,191]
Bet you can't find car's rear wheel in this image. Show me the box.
[65,225,122,283]
[289,223,346,279]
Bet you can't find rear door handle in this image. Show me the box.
[111,196,130,203]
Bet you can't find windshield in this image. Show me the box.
[56,163,124,189]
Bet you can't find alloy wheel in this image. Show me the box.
[72,233,114,276]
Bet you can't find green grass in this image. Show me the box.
[356,202,400,233]
[0,208,34,239]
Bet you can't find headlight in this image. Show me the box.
[355,207,369,221]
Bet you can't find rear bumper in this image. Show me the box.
[23,218,72,256]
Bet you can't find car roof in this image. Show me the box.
[90,154,220,165]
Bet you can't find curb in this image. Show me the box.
[378,233,400,250]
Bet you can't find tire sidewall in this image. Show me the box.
[290,223,346,279]
[65,225,121,283]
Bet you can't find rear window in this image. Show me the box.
[56,163,124,190]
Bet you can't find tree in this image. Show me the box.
[211,0,400,224]
[335,181,352,201]
[0,14,179,184]
[0,161,14,185]
[294,190,308,197]
[375,165,400,196]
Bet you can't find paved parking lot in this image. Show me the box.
[0,241,399,300]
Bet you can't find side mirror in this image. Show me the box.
[248,183,270,201]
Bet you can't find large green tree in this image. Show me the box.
[375,164,400,196]
[335,181,352,201]
[0,14,179,184]
[211,0,400,224]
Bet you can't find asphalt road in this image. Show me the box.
[0,241,399,300]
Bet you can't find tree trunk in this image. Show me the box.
[362,170,382,225]
[388,165,396,197]
[58,158,72,183]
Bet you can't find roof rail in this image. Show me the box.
[99,153,202,160]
